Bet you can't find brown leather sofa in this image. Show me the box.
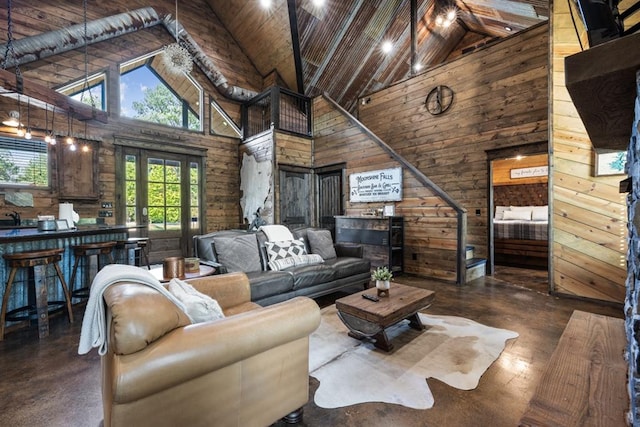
[100,272,321,427]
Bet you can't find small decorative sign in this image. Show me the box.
[510,166,548,179]
[349,167,402,203]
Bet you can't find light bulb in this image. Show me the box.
[49,136,57,145]
[16,126,24,137]
[44,134,51,143]
[82,145,89,153]
[435,15,444,26]
[25,129,32,140]
[447,9,456,21]
[69,143,77,152]
[66,135,74,145]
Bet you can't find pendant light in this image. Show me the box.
[162,0,192,75]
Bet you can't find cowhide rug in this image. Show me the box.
[309,305,519,409]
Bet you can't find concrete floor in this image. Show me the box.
[0,266,623,427]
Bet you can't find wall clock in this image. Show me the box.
[425,85,454,115]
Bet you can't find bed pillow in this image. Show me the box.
[532,205,548,221]
[494,206,510,220]
[502,209,532,221]
[510,205,534,212]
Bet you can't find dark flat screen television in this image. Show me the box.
[576,0,624,47]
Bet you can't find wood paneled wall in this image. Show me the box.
[551,0,627,303]
[314,97,459,281]
[357,23,549,265]
[493,154,548,186]
[0,0,265,234]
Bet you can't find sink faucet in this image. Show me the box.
[6,211,20,226]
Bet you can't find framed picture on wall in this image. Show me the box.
[594,149,627,176]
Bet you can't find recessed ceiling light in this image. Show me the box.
[260,0,271,9]
[505,26,513,31]
[381,41,393,53]
[414,63,423,71]
[312,0,325,6]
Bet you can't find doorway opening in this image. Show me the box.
[486,143,550,293]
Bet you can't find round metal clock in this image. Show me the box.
[425,85,454,115]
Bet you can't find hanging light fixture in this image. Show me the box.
[15,95,24,137]
[66,112,75,147]
[24,98,32,139]
[2,110,20,127]
[162,0,192,75]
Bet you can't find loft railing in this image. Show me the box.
[242,87,312,139]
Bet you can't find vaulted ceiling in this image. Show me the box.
[207,0,548,112]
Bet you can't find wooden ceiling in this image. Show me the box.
[206,0,548,112]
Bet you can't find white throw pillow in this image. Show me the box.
[167,279,225,323]
[531,205,548,221]
[502,209,532,221]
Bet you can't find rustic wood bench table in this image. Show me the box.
[519,310,628,427]
[335,282,435,352]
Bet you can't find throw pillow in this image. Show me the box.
[293,253,324,266]
[213,234,262,273]
[265,238,307,263]
[167,278,225,323]
[307,229,337,260]
[269,256,297,271]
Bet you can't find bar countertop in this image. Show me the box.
[0,225,137,243]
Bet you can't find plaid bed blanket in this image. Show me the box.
[493,220,548,240]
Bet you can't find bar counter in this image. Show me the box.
[0,225,134,330]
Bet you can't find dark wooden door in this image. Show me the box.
[279,169,311,229]
[317,170,343,236]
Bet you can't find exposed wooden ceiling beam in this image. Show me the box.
[0,68,108,123]
[287,0,305,94]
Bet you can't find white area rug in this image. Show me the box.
[309,305,519,409]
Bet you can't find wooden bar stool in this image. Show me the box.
[127,237,150,270]
[69,241,116,299]
[1,248,73,340]
[114,240,138,265]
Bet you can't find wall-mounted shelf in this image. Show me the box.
[565,32,640,151]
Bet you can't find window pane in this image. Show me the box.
[57,73,107,111]
[120,51,202,130]
[0,137,49,187]
[210,99,241,138]
[166,207,181,230]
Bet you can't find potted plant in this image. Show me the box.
[371,266,393,297]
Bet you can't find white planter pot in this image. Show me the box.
[376,279,390,290]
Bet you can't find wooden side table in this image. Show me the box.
[335,282,435,351]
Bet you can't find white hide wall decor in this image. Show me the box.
[240,153,273,226]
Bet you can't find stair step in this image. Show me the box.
[465,257,487,281]
[466,257,486,268]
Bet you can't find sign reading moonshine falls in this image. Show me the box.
[349,167,402,202]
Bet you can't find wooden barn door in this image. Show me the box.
[317,168,344,237]
[279,168,311,229]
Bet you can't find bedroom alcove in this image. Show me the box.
[486,143,550,294]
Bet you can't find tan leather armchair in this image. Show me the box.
[100,272,321,427]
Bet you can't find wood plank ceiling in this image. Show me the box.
[206,0,548,112]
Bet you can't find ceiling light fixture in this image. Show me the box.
[311,0,325,6]
[414,63,423,72]
[505,26,513,31]
[260,0,272,8]
[163,0,192,75]
[435,7,457,28]
[381,41,394,53]
[24,98,32,140]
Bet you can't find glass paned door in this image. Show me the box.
[118,146,202,262]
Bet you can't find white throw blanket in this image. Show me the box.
[77,264,191,356]
[258,224,294,241]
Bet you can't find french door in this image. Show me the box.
[116,145,203,263]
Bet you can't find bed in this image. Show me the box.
[493,205,548,269]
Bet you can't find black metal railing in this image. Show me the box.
[242,87,311,139]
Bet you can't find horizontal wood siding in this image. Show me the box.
[551,0,627,303]
[357,23,549,271]
[313,97,458,281]
[275,133,313,168]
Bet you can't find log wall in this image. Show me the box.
[0,0,265,235]
[551,0,627,303]
[356,23,549,274]
[314,97,459,281]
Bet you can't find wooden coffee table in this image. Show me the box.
[335,283,435,352]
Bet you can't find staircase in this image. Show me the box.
[465,245,486,281]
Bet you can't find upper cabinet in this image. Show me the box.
[57,141,99,200]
